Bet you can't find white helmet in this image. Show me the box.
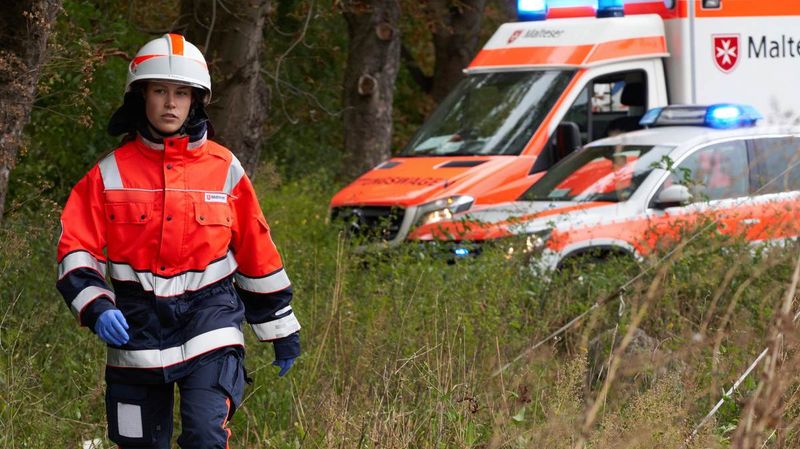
[126,34,211,100]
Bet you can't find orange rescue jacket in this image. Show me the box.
[56,133,300,377]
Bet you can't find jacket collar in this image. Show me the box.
[134,130,208,160]
[138,131,207,151]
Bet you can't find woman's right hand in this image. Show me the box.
[95,309,130,346]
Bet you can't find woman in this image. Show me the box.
[55,34,300,448]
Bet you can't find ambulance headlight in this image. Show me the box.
[517,0,548,21]
[416,195,474,227]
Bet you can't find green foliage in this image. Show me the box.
[10,0,147,209]
[261,0,515,182]
[262,0,350,180]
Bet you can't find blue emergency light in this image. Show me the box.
[517,0,548,21]
[639,104,763,129]
[597,0,625,17]
[454,247,471,257]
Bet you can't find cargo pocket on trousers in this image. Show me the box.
[218,354,246,420]
[106,383,164,445]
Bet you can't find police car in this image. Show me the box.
[407,104,800,270]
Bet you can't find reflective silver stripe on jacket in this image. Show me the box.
[109,251,238,298]
[71,286,116,318]
[251,313,301,341]
[274,305,292,317]
[106,327,244,369]
[234,268,291,294]
[98,153,123,189]
[223,156,246,194]
[58,251,107,280]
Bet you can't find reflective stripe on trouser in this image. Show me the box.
[106,352,245,449]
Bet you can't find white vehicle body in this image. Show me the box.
[409,119,800,270]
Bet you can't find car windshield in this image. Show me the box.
[401,70,576,157]
[522,144,675,202]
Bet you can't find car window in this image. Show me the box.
[749,136,800,194]
[559,70,647,145]
[662,140,749,202]
[523,144,674,202]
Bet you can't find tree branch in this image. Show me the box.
[400,43,432,94]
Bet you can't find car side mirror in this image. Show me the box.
[654,184,692,209]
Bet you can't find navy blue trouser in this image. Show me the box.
[105,352,245,449]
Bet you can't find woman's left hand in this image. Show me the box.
[272,358,295,377]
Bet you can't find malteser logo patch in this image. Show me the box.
[205,193,228,203]
[713,34,740,73]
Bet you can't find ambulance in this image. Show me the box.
[329,0,800,248]
[407,104,800,269]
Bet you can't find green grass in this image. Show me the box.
[2,170,800,448]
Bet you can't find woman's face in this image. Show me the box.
[144,81,193,135]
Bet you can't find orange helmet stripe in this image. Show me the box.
[168,33,184,56]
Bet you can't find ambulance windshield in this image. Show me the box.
[522,144,675,202]
[401,70,575,157]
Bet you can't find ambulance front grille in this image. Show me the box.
[330,206,406,242]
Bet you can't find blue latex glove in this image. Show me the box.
[272,358,295,377]
[95,309,129,346]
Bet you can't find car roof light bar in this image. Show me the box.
[639,104,762,129]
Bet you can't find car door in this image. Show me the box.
[646,139,752,249]
[744,135,800,243]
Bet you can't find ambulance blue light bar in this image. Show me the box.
[518,0,548,21]
[639,104,763,129]
[597,0,624,17]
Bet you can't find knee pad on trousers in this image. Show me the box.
[106,382,173,447]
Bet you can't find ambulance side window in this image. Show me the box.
[664,141,749,202]
[748,137,800,194]
[559,71,648,148]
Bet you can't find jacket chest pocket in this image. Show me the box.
[195,202,233,227]
[106,202,153,224]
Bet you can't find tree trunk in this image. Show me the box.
[493,0,516,20]
[341,0,401,180]
[0,0,61,223]
[176,0,270,178]
[428,0,486,103]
